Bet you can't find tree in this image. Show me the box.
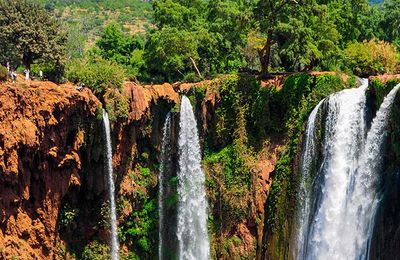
[254,0,301,77]
[0,0,66,70]
[381,0,400,42]
[145,0,254,82]
[96,22,145,79]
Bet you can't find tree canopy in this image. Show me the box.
[0,0,66,70]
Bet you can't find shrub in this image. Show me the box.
[81,241,110,260]
[104,88,130,121]
[31,62,66,83]
[66,58,125,96]
[0,65,8,81]
[344,39,399,77]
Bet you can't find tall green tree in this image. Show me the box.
[145,0,253,82]
[96,22,144,79]
[254,0,301,77]
[381,0,400,42]
[0,0,66,70]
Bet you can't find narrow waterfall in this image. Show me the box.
[159,113,172,259]
[102,109,120,260]
[295,81,400,260]
[294,99,324,259]
[177,96,210,260]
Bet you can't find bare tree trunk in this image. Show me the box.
[259,31,273,79]
[190,57,203,79]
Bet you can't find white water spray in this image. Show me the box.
[294,99,324,258]
[103,109,120,260]
[177,96,210,260]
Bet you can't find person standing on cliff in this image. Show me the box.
[6,61,10,72]
[39,70,43,80]
[11,70,16,83]
[24,68,29,80]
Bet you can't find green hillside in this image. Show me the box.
[39,0,153,45]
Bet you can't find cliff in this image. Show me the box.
[0,81,101,259]
[0,72,359,259]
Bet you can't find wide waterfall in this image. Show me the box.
[158,113,172,259]
[103,109,120,260]
[295,80,400,260]
[177,96,210,260]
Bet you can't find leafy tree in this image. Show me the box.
[145,0,254,82]
[381,0,400,42]
[96,22,144,79]
[66,57,125,96]
[344,39,399,76]
[254,0,302,77]
[0,0,66,70]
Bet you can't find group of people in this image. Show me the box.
[5,61,43,82]
[5,61,84,92]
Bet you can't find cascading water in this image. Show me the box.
[294,99,324,259]
[349,83,400,258]
[159,113,172,259]
[177,96,210,260]
[305,79,368,260]
[103,109,120,260]
[295,80,400,260]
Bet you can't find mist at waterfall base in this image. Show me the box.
[293,81,400,260]
[103,109,120,260]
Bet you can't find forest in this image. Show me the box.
[0,0,399,90]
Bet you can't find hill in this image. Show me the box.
[38,0,153,45]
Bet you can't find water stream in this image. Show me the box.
[177,96,210,260]
[103,109,120,260]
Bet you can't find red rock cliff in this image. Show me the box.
[0,82,100,259]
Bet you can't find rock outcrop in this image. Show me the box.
[0,82,100,259]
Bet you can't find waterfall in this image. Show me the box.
[349,83,400,258]
[294,99,324,259]
[103,109,120,260]
[177,96,210,260]
[295,80,400,260]
[159,113,172,259]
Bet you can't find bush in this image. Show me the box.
[344,39,399,77]
[66,58,125,96]
[104,88,130,121]
[81,241,110,260]
[31,62,65,83]
[0,65,8,81]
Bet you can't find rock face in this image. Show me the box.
[0,82,100,259]
[0,78,278,259]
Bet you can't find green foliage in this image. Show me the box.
[144,0,253,82]
[96,22,145,79]
[81,241,110,260]
[30,62,66,83]
[66,57,125,96]
[0,0,66,69]
[381,0,400,42]
[104,87,130,122]
[120,198,157,256]
[344,39,399,76]
[0,65,7,81]
[369,78,400,111]
[58,204,79,230]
